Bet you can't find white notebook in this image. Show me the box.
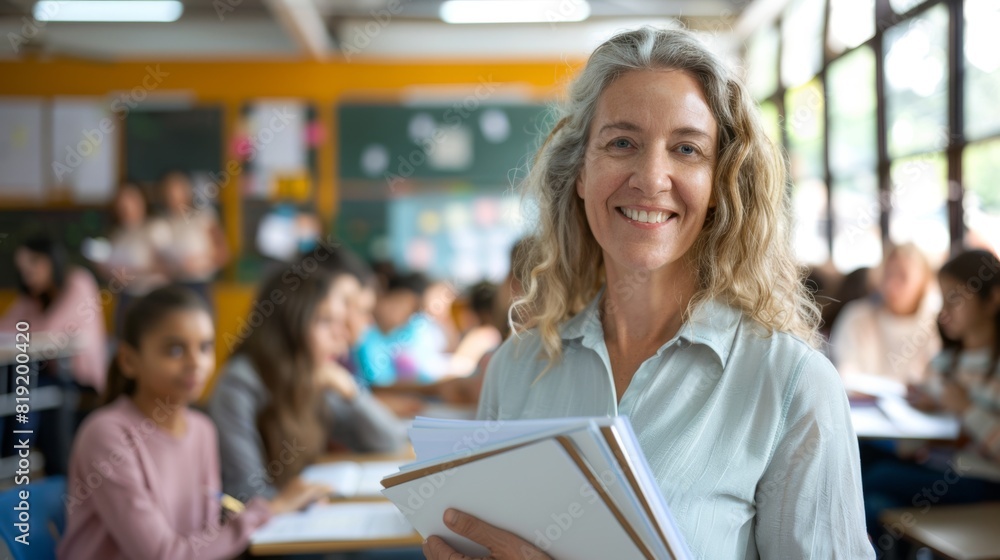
[383,436,651,559]
[300,460,404,498]
[251,502,414,545]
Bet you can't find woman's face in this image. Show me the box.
[881,254,926,316]
[938,274,998,343]
[347,285,377,345]
[576,69,717,275]
[14,247,53,295]
[308,275,359,366]
[162,175,193,213]
[115,186,146,227]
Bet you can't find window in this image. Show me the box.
[832,172,882,272]
[884,3,949,158]
[963,138,1000,253]
[781,0,825,88]
[828,46,878,175]
[964,0,1000,140]
[786,78,829,265]
[829,0,876,54]
[747,26,780,100]
[890,152,949,263]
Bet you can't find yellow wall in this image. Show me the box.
[0,56,581,393]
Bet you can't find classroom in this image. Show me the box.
[0,0,998,559]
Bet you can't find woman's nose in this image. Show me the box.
[630,148,673,195]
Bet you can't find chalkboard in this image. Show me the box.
[125,107,223,182]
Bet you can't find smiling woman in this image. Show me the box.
[422,27,874,560]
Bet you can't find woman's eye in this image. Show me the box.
[678,145,696,155]
[167,345,183,357]
[612,138,632,149]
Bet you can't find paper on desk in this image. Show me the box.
[251,502,414,545]
[876,396,960,439]
[300,461,404,498]
[842,373,907,398]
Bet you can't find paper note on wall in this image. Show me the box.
[52,98,118,203]
[0,98,45,198]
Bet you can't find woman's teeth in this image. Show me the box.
[621,208,671,224]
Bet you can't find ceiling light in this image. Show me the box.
[33,1,184,22]
[440,0,591,24]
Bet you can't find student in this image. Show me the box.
[97,181,170,334]
[356,272,449,386]
[863,250,1000,556]
[57,286,328,560]
[207,264,407,502]
[153,170,229,307]
[830,243,941,385]
[1,235,107,475]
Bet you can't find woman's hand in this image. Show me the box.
[316,362,359,401]
[267,478,331,515]
[422,509,552,560]
[939,380,972,415]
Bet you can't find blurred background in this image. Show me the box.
[0,0,998,481]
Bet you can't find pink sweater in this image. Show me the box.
[57,397,271,560]
[0,267,108,392]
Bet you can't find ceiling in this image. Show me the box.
[0,0,762,61]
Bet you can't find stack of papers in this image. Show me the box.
[380,416,692,559]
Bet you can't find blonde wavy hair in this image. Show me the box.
[512,26,821,365]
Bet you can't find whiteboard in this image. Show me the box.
[0,97,45,198]
[52,98,117,203]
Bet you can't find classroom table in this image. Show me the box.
[880,502,1000,560]
[249,451,424,557]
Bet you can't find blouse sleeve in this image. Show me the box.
[74,421,270,560]
[753,352,875,559]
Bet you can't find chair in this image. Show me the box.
[0,476,66,560]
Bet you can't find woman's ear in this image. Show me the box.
[118,344,140,379]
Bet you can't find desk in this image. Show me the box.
[881,502,1000,560]
[249,451,423,556]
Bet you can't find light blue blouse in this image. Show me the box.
[477,292,874,559]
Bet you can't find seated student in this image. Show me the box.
[863,249,1000,556]
[57,286,326,560]
[207,264,407,502]
[830,243,941,385]
[356,272,449,386]
[1,235,108,475]
[446,281,503,378]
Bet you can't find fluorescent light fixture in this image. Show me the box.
[440,0,590,24]
[34,1,184,22]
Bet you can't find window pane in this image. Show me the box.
[785,78,825,180]
[785,78,829,265]
[781,0,825,87]
[759,100,782,147]
[890,0,927,14]
[890,152,949,263]
[885,4,949,158]
[747,26,780,100]
[832,171,882,272]
[964,138,1000,253]
[828,46,877,175]
[964,0,1000,140]
[829,0,876,53]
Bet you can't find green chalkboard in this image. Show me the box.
[125,107,223,182]
[338,103,554,185]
